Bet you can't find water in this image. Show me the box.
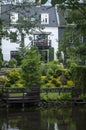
[0,105,86,130]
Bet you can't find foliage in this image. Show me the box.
[58,27,86,66]
[71,66,86,93]
[41,63,48,76]
[13,42,26,66]
[0,76,9,87]
[41,0,65,5]
[79,94,86,100]
[21,46,41,88]
[40,92,71,101]
[8,58,17,68]
[0,2,42,66]
[51,0,86,66]
[40,61,73,88]
[67,80,74,87]
[49,47,54,61]
[51,78,61,87]
[5,67,23,88]
[0,48,3,68]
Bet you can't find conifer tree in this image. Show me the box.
[21,46,41,88]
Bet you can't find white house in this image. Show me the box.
[0,0,63,62]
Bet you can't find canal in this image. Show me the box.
[0,105,86,130]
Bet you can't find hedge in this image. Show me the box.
[72,66,86,93]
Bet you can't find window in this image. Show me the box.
[10,12,18,24]
[10,51,17,59]
[41,13,49,24]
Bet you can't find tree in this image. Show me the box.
[0,19,3,68]
[14,41,26,66]
[1,2,41,39]
[47,0,86,36]
[46,0,86,66]
[21,46,41,88]
[0,1,41,67]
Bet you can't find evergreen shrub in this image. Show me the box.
[8,58,17,68]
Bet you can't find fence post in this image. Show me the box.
[22,88,25,110]
[6,88,9,109]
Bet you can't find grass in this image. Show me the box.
[40,92,72,101]
[9,93,23,97]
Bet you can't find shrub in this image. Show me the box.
[64,69,72,80]
[43,77,49,84]
[72,66,86,93]
[61,93,71,100]
[41,63,48,76]
[53,69,62,78]
[21,46,41,87]
[0,76,9,87]
[51,79,57,85]
[5,67,21,87]
[47,68,54,76]
[51,78,61,87]
[79,94,86,100]
[67,80,74,87]
[45,83,51,88]
[8,58,17,68]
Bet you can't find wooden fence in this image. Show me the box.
[1,86,40,108]
[41,87,82,99]
[0,86,85,108]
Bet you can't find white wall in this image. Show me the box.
[2,38,20,61]
[1,26,58,61]
[43,27,58,60]
[24,27,59,60]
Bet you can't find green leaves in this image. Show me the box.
[21,46,41,88]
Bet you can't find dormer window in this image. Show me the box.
[41,13,49,24]
[10,12,18,24]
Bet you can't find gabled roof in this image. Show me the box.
[1,4,58,27]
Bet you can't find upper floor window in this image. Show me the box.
[41,13,49,24]
[10,12,18,24]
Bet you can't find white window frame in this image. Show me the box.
[41,13,49,24]
[10,12,18,24]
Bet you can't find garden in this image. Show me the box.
[0,46,86,103]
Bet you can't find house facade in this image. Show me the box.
[0,1,63,62]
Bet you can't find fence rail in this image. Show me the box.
[0,87,85,108]
[41,87,74,93]
[1,87,40,108]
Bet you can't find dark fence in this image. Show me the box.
[1,86,40,108]
[41,87,73,93]
[41,87,83,99]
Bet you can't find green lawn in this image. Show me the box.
[9,93,23,97]
[40,92,72,101]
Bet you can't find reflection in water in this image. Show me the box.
[2,122,19,130]
[54,123,59,130]
[0,105,86,130]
